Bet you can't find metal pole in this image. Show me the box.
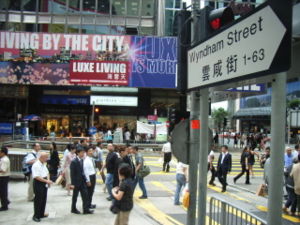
[288,110,290,145]
[187,1,201,225]
[267,73,287,225]
[188,91,200,225]
[91,101,95,127]
[198,88,209,225]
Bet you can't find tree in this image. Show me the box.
[212,107,228,131]
[287,99,300,109]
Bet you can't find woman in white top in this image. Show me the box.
[174,161,188,205]
[63,145,76,195]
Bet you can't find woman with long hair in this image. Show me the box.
[234,146,250,184]
[248,147,260,178]
[48,142,60,181]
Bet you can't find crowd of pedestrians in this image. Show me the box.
[0,141,151,225]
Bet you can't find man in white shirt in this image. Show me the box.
[162,140,172,172]
[26,143,41,201]
[84,147,97,209]
[207,150,216,186]
[124,130,131,144]
[31,152,53,222]
[0,146,10,211]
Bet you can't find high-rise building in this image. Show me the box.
[0,0,158,35]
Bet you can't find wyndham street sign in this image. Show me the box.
[188,1,292,90]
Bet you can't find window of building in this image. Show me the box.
[141,0,155,16]
[83,0,96,12]
[3,0,21,10]
[112,0,125,15]
[97,0,111,14]
[127,0,140,16]
[22,0,37,12]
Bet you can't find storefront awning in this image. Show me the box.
[233,107,271,119]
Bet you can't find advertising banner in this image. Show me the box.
[0,123,13,134]
[0,31,177,88]
[70,60,130,85]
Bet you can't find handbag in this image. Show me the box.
[256,184,267,196]
[137,165,151,178]
[110,199,120,214]
[55,174,64,185]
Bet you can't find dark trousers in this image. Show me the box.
[285,187,297,213]
[72,184,89,212]
[163,152,172,172]
[0,176,9,209]
[33,179,48,219]
[234,164,250,184]
[87,174,96,207]
[217,168,228,191]
[207,163,216,184]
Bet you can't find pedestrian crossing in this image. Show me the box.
[144,156,264,177]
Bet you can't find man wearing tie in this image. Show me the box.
[83,146,97,209]
[70,147,93,214]
[217,145,232,192]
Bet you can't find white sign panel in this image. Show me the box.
[90,96,138,107]
[188,6,286,89]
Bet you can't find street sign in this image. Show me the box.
[89,126,97,135]
[188,1,292,90]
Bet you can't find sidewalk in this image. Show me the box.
[0,181,159,225]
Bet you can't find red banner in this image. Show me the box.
[70,60,130,85]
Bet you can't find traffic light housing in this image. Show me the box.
[170,108,176,123]
[208,7,234,31]
[223,118,227,127]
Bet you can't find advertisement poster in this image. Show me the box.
[0,31,177,88]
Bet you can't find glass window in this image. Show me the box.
[67,25,81,33]
[127,0,139,16]
[83,0,96,12]
[82,25,96,33]
[22,0,37,12]
[49,0,67,14]
[140,26,154,35]
[4,0,21,10]
[141,0,155,16]
[112,0,125,15]
[48,24,65,33]
[97,0,110,14]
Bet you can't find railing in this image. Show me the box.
[209,196,267,225]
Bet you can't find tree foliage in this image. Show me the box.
[287,99,300,109]
[212,107,228,130]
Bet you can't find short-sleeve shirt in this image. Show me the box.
[25,151,38,163]
[162,142,172,153]
[0,155,10,177]
[207,150,215,163]
[176,162,188,175]
[119,178,134,211]
[32,160,49,178]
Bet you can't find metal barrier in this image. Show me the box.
[209,196,267,225]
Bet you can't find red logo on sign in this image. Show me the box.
[191,120,200,129]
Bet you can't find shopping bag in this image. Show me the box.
[182,183,190,208]
[183,191,190,208]
[55,174,64,185]
[256,184,267,196]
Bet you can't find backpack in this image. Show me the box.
[22,152,36,176]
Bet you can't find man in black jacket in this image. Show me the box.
[217,145,232,192]
[70,147,93,214]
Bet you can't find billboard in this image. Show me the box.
[0,31,177,88]
[90,96,138,107]
[0,123,13,134]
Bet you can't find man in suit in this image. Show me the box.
[217,145,232,192]
[70,147,93,214]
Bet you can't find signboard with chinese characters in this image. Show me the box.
[188,2,292,90]
[90,96,138,107]
[70,60,130,85]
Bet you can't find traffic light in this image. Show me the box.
[208,7,234,31]
[94,107,100,113]
[199,6,234,38]
[223,118,227,127]
[170,108,176,123]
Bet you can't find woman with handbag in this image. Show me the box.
[112,164,134,225]
[63,145,76,196]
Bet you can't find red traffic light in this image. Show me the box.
[210,18,221,30]
[209,7,234,30]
